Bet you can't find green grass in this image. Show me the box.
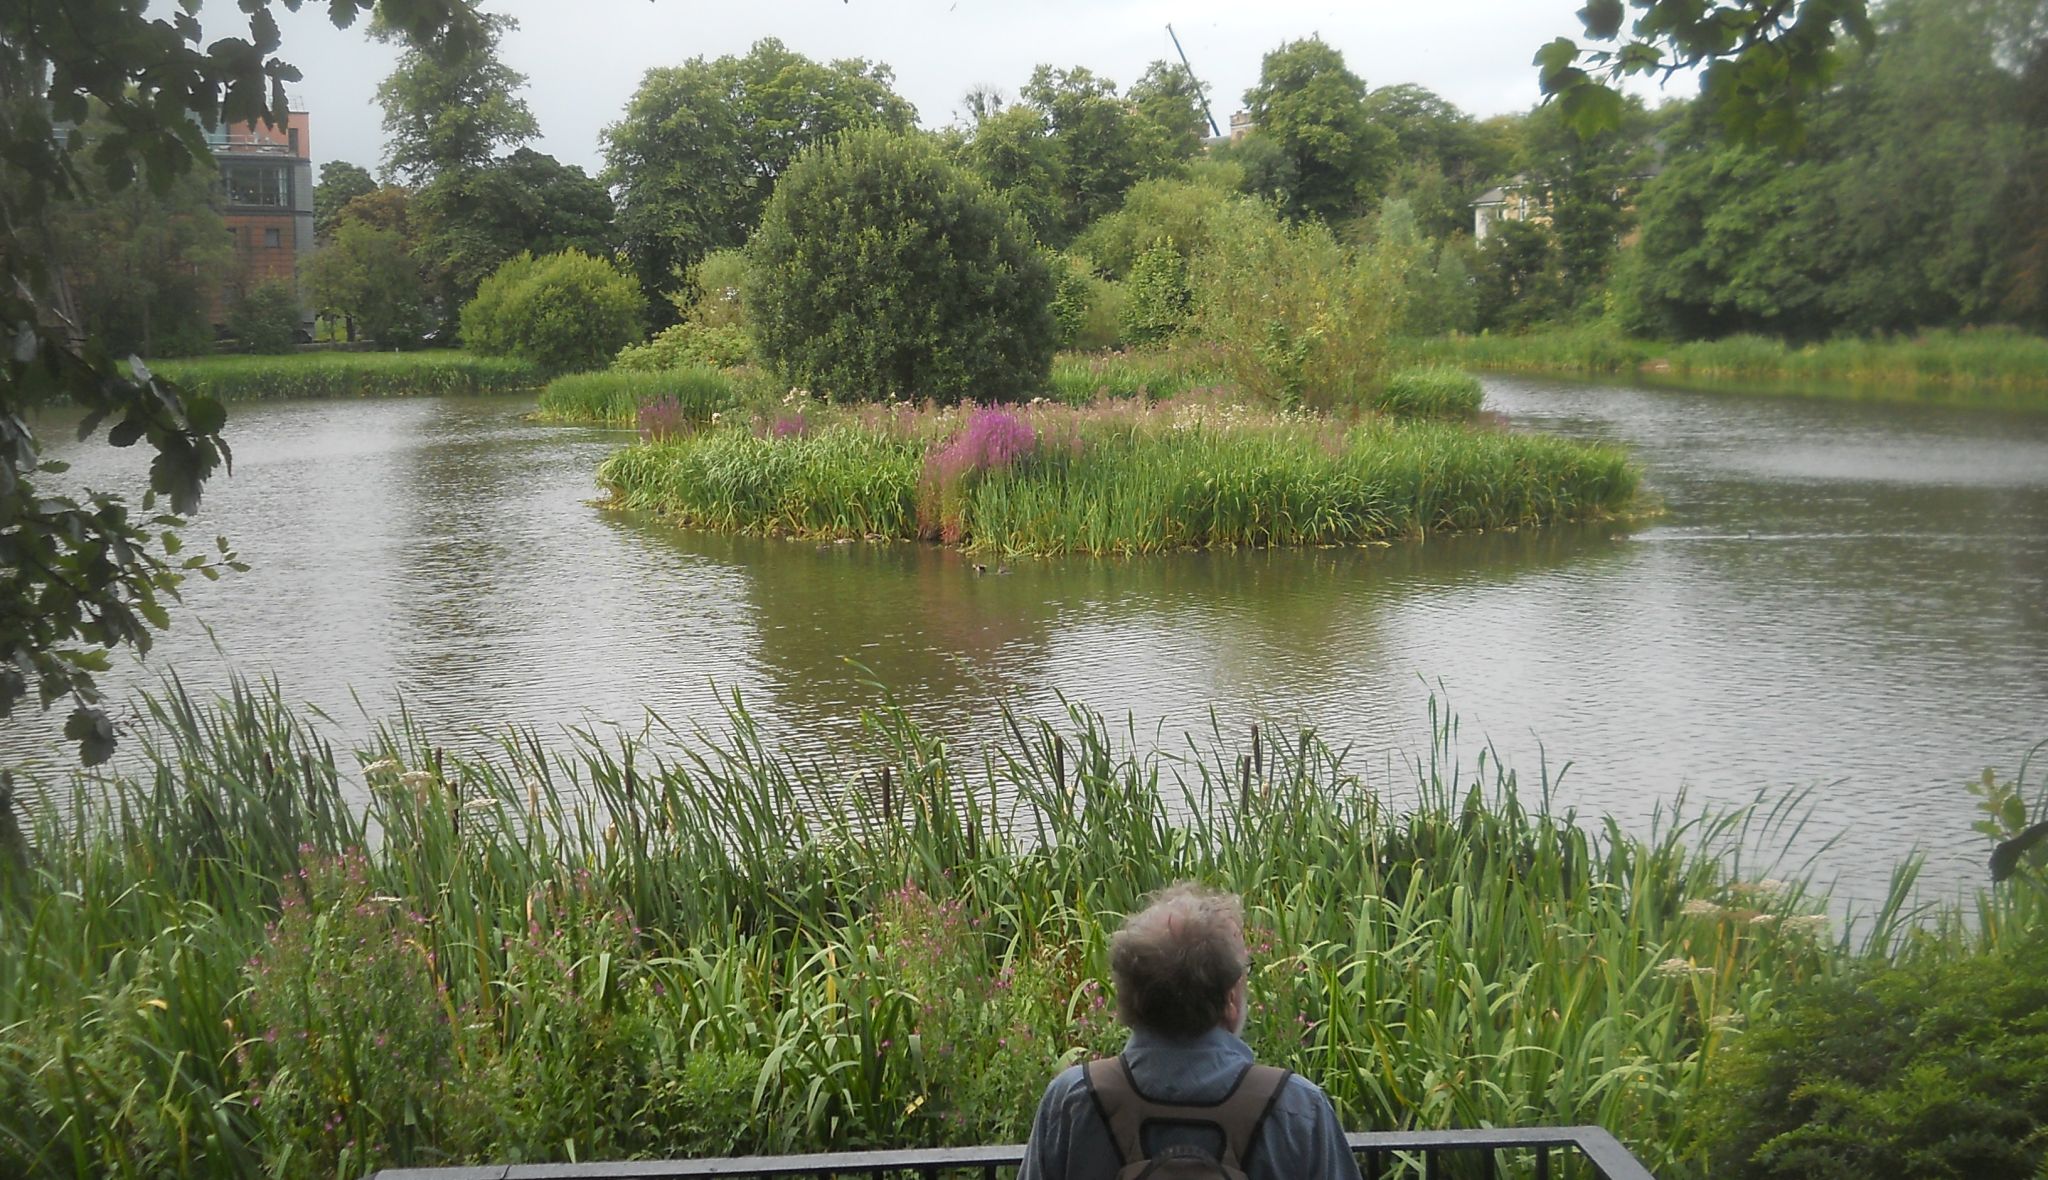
[153,350,541,400]
[532,367,741,427]
[5,676,2003,1178]
[1408,327,2048,410]
[1045,348,1225,404]
[598,395,1642,556]
[1376,366,1484,417]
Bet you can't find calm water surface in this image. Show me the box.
[10,378,2046,904]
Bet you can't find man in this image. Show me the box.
[1018,883,1357,1180]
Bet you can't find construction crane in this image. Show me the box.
[1166,23,1222,140]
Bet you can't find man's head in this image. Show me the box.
[1109,882,1251,1039]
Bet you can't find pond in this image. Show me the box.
[9,377,2046,906]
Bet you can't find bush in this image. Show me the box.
[226,281,302,353]
[1694,933,2048,1179]
[1049,253,1124,351]
[614,322,752,371]
[461,250,646,373]
[745,127,1057,402]
[1119,242,1193,346]
[1378,366,1483,417]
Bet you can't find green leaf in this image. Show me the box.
[1579,0,1625,40]
[186,395,227,437]
[1990,822,2048,883]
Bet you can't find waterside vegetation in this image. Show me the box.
[1409,329,2048,410]
[10,679,2031,1179]
[153,351,542,402]
[596,394,1641,556]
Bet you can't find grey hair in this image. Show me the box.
[1110,882,1249,1038]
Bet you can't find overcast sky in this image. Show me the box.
[251,0,1678,177]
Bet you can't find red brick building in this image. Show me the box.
[205,110,315,335]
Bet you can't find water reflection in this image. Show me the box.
[5,382,2045,906]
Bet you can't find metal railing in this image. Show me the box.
[365,1126,1656,1180]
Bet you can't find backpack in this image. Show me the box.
[1081,1055,1293,1180]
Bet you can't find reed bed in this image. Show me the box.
[1409,328,2048,409]
[1377,366,1485,417]
[1045,349,1225,405]
[0,678,1926,1179]
[532,367,741,427]
[153,351,541,400]
[597,395,1641,556]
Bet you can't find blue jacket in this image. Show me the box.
[1017,1026,1356,1180]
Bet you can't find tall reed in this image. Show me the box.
[531,367,740,427]
[154,351,541,400]
[598,395,1641,556]
[2,678,1973,1178]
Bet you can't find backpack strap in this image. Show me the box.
[1082,1056,1294,1172]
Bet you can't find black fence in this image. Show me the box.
[365,1126,1656,1180]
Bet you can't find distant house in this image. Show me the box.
[1471,175,1549,242]
[205,111,315,336]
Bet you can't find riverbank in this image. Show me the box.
[5,679,1992,1178]
[596,394,1641,556]
[154,351,541,400]
[1409,327,2048,409]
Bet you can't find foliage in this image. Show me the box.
[306,220,435,348]
[1241,38,1394,224]
[1624,1,2038,340]
[0,0,479,761]
[155,351,539,401]
[1070,175,1239,280]
[1376,200,1477,337]
[1047,256,1122,352]
[411,147,618,315]
[1537,0,1874,147]
[1475,220,1563,332]
[1377,366,1483,417]
[744,128,1056,403]
[1365,84,1514,241]
[1118,243,1194,346]
[460,251,645,374]
[1044,350,1218,405]
[312,161,376,242]
[1128,60,1212,161]
[601,391,1640,554]
[1512,96,1660,315]
[372,4,536,186]
[603,38,915,308]
[955,105,1068,245]
[614,323,752,373]
[532,367,737,426]
[1188,200,1408,411]
[225,282,302,354]
[1019,65,1185,241]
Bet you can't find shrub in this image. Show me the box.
[226,281,303,353]
[745,127,1057,402]
[462,250,646,373]
[614,322,752,371]
[1693,932,2048,1179]
[1378,366,1483,417]
[1049,253,1123,351]
[1119,242,1193,346]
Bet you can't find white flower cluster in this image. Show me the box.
[1655,957,1714,979]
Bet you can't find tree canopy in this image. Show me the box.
[373,4,536,186]
[1242,37,1396,223]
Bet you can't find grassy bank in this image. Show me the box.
[154,350,542,400]
[0,679,1949,1179]
[596,394,1640,555]
[531,367,739,427]
[1410,327,2048,409]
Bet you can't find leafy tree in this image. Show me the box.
[337,185,415,237]
[1070,175,1240,279]
[1020,65,1181,240]
[956,105,1068,244]
[1241,37,1395,224]
[1128,60,1212,160]
[460,250,644,373]
[1475,219,1562,331]
[226,281,303,353]
[373,4,536,186]
[313,160,376,242]
[40,139,233,358]
[1537,0,1874,146]
[1512,94,1658,314]
[1366,84,1513,240]
[412,147,615,314]
[1,0,479,762]
[745,128,1056,402]
[605,39,915,309]
[1119,242,1194,345]
[307,220,434,346]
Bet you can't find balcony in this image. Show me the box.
[364,1126,1657,1180]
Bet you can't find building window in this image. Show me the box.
[264,227,282,248]
[224,163,289,207]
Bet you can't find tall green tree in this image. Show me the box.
[605,39,915,309]
[1242,37,1395,224]
[1512,94,1658,313]
[307,220,433,346]
[373,4,536,186]
[1128,60,1211,160]
[1020,65,1181,240]
[1,0,479,762]
[313,160,376,242]
[1365,84,1512,240]
[412,147,615,314]
[956,104,1067,244]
